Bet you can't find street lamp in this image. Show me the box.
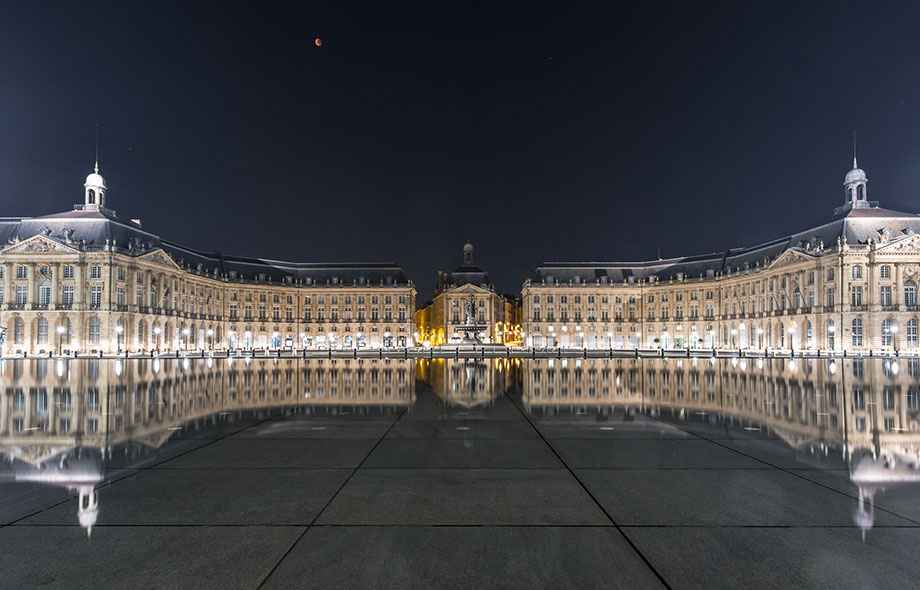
[206,328,214,350]
[56,324,65,356]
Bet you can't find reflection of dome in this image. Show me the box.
[77,486,99,538]
[463,242,473,254]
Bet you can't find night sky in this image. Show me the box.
[2,2,919,301]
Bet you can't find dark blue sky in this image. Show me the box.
[2,2,919,300]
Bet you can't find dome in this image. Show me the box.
[844,167,866,185]
[84,171,106,189]
[463,242,474,254]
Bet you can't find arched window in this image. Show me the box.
[857,185,865,200]
[138,320,147,349]
[88,317,101,345]
[826,320,836,350]
[88,189,95,204]
[805,320,814,348]
[13,317,24,344]
[36,317,48,345]
[909,319,919,347]
[852,318,864,347]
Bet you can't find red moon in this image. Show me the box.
[314,37,323,47]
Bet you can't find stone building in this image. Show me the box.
[415,243,518,345]
[0,161,415,355]
[522,159,920,352]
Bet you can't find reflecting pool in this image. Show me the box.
[2,356,920,588]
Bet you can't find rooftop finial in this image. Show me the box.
[94,123,100,173]
[852,131,857,169]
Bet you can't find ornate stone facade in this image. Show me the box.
[0,163,415,355]
[522,160,920,352]
[415,243,519,345]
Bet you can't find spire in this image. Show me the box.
[94,123,100,174]
[852,131,857,170]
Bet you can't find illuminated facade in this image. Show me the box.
[523,159,920,351]
[415,243,520,345]
[0,161,415,355]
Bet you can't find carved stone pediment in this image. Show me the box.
[768,248,816,270]
[139,249,181,270]
[445,283,492,296]
[0,235,77,255]
[876,233,920,256]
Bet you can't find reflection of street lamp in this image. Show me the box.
[56,324,65,355]
[115,324,124,353]
[153,326,161,352]
[206,328,214,350]
[788,326,796,354]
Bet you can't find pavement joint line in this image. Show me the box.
[504,388,674,590]
[253,407,410,590]
[0,417,274,529]
[680,428,920,526]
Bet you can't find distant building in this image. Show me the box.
[0,159,415,354]
[415,243,519,345]
[522,158,920,351]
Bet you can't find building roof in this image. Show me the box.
[530,205,920,286]
[0,206,413,287]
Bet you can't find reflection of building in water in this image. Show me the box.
[522,356,920,537]
[0,358,415,534]
[418,358,511,408]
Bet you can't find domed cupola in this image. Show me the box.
[843,155,868,210]
[84,160,107,210]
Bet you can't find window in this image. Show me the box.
[15,285,27,305]
[851,265,862,280]
[881,286,892,306]
[850,286,863,306]
[880,265,891,279]
[37,317,48,345]
[116,267,126,281]
[89,265,102,279]
[63,265,74,279]
[16,265,27,279]
[825,287,834,308]
[826,268,834,281]
[882,319,894,346]
[90,286,102,308]
[852,318,863,347]
[88,318,101,345]
[62,286,74,307]
[13,317,23,344]
[906,285,917,307]
[38,285,51,306]
[908,319,918,347]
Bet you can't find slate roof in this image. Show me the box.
[531,205,920,285]
[0,206,412,287]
